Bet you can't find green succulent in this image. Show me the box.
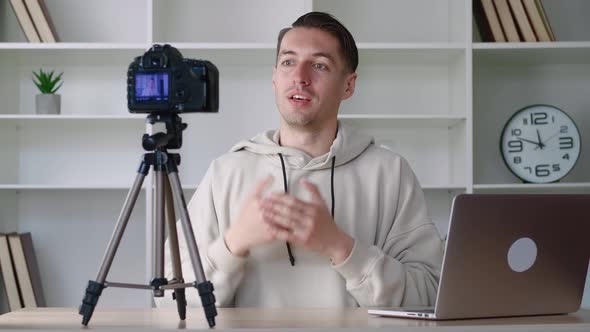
[32,68,63,94]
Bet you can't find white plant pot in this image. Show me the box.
[35,94,61,115]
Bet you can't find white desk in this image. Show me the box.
[0,308,589,331]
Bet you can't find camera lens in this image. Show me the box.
[151,57,161,67]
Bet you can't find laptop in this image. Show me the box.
[369,194,590,320]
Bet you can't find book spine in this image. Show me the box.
[24,0,58,43]
[494,0,521,42]
[0,234,23,311]
[7,233,38,307]
[522,0,551,41]
[8,0,41,42]
[20,233,46,307]
[474,0,495,42]
[508,0,537,42]
[535,0,556,41]
[481,0,507,42]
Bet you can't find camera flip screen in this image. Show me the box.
[134,73,169,102]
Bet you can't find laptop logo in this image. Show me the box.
[507,237,538,272]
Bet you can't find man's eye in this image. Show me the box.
[313,63,327,70]
[281,60,294,66]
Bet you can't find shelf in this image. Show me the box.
[422,184,466,191]
[0,115,145,120]
[160,42,275,49]
[474,183,590,191]
[0,43,149,65]
[0,184,145,190]
[359,42,465,49]
[338,114,466,128]
[474,42,590,65]
[0,43,148,50]
[0,42,465,50]
[178,184,466,191]
[358,43,465,65]
[473,41,590,49]
[0,42,466,66]
[178,42,467,65]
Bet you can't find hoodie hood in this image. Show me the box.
[229,121,374,170]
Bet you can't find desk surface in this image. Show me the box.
[0,308,589,331]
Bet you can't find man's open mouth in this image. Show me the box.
[290,94,311,101]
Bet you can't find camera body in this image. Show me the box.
[127,44,219,113]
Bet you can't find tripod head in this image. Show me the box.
[142,113,187,151]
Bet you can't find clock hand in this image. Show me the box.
[516,137,542,147]
[536,129,546,149]
[535,130,560,150]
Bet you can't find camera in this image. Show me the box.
[127,44,219,113]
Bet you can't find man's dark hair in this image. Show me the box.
[276,12,358,73]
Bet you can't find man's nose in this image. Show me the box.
[292,63,310,86]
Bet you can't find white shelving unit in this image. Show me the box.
[474,182,590,193]
[0,0,588,312]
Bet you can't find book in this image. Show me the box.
[493,0,521,42]
[0,233,23,311]
[474,0,506,42]
[536,0,555,41]
[7,233,46,307]
[523,0,555,41]
[508,0,537,42]
[23,0,59,43]
[8,0,41,42]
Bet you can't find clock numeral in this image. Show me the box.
[563,153,570,160]
[524,166,532,174]
[513,156,521,164]
[560,125,568,133]
[553,164,560,172]
[559,137,574,149]
[511,129,522,136]
[530,112,548,125]
[535,164,550,177]
[552,116,555,123]
[507,140,523,153]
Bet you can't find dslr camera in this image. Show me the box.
[127,44,219,113]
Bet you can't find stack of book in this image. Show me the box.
[8,0,59,43]
[0,233,45,313]
[474,0,555,42]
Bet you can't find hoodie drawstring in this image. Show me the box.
[277,153,295,266]
[278,153,336,266]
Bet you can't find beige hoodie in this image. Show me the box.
[155,121,443,308]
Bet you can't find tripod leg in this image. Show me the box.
[163,175,187,320]
[166,162,217,328]
[151,169,167,297]
[79,164,148,326]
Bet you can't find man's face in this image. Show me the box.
[272,27,357,128]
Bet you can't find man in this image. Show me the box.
[140,77,157,97]
[156,12,443,308]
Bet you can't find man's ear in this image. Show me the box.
[342,72,357,100]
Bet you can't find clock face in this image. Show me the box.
[500,105,581,183]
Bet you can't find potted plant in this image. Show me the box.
[32,68,63,114]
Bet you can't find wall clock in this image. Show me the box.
[500,104,581,183]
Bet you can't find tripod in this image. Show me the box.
[79,113,217,327]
